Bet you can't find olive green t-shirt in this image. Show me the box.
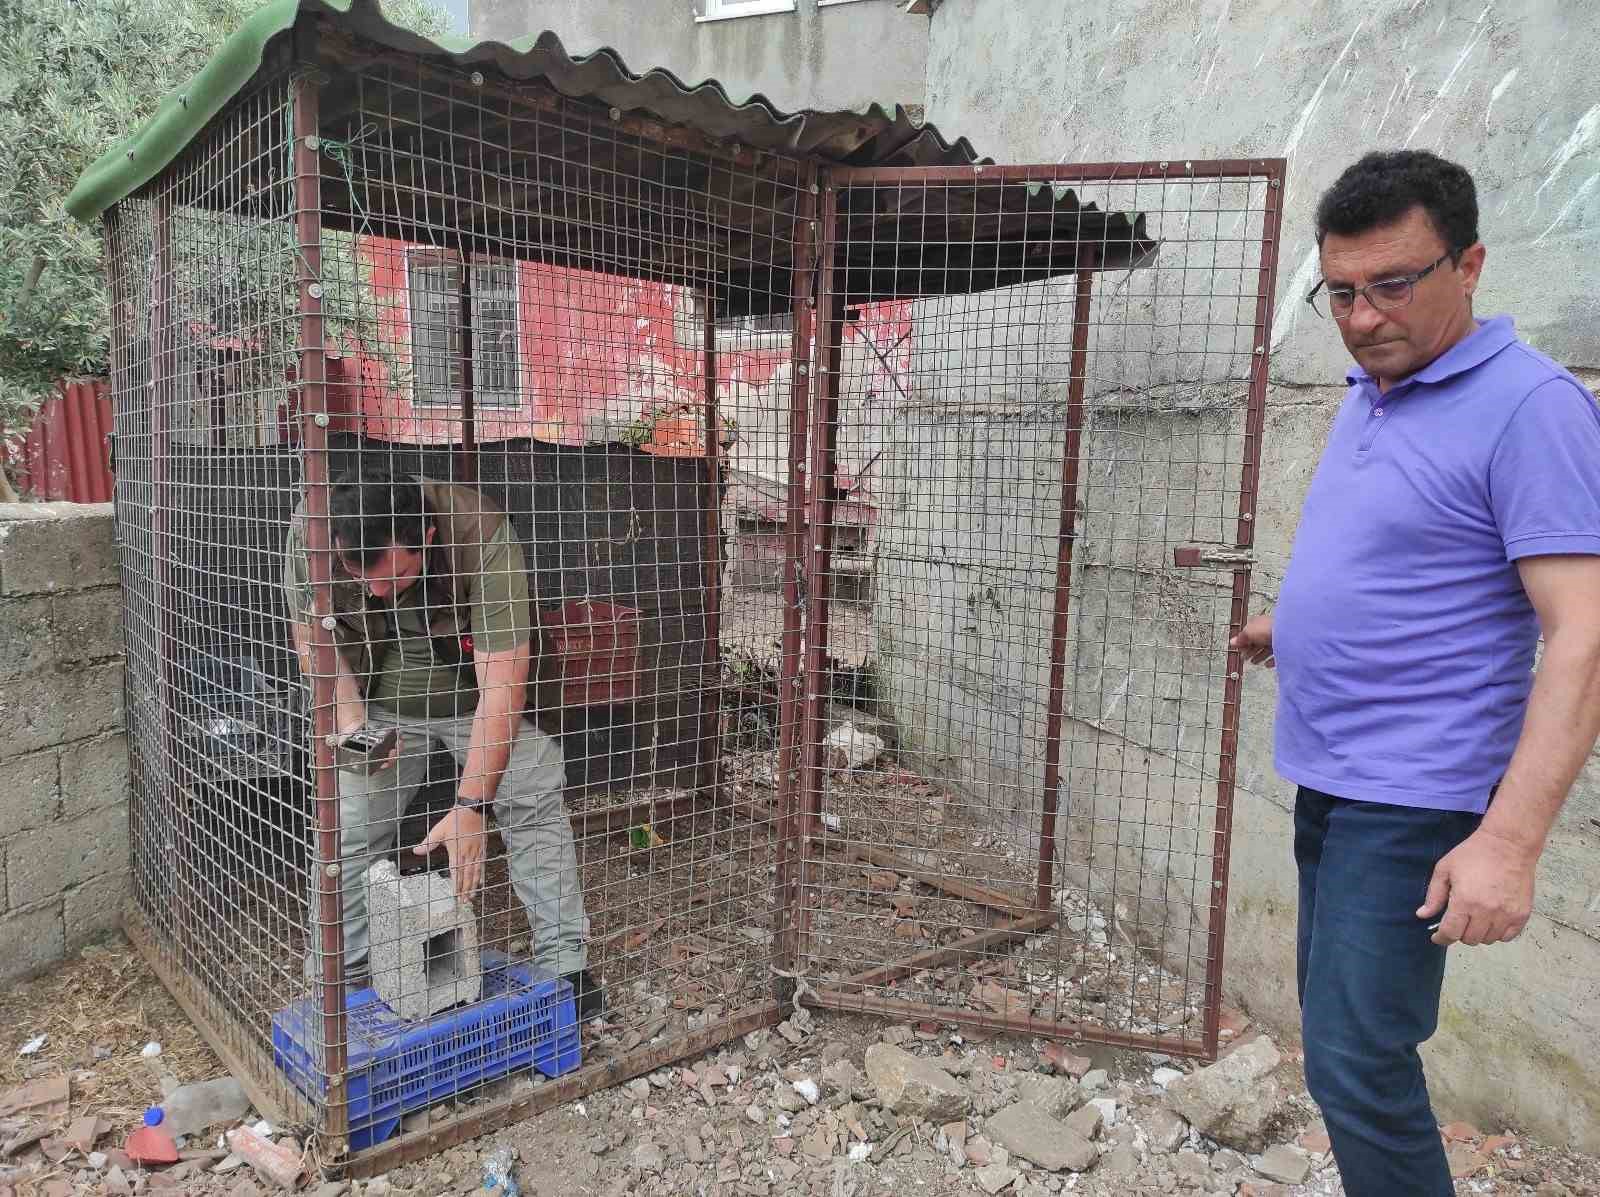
[282,514,530,719]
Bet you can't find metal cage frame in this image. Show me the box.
[91,12,1284,1175]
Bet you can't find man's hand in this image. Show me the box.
[1416,827,1537,946]
[415,805,488,901]
[335,699,369,741]
[1230,612,1275,666]
[330,712,401,772]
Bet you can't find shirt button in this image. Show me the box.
[1373,408,1385,417]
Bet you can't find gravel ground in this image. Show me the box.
[1,942,1596,1197]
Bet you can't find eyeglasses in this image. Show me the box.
[1305,251,1454,320]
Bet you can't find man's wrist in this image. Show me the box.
[454,796,487,812]
[1475,818,1545,864]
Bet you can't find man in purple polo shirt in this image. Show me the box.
[1232,150,1600,1196]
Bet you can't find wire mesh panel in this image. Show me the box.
[103,36,827,1168]
[106,66,321,1128]
[799,163,1282,1058]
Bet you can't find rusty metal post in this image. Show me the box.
[794,178,842,961]
[457,257,477,484]
[696,287,725,798]
[1036,258,1097,910]
[293,67,350,1162]
[1202,163,1286,1057]
[832,159,1283,186]
[772,164,818,989]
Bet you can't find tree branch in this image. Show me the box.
[7,255,48,324]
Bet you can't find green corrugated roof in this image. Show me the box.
[65,0,980,224]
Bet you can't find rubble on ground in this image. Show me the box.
[1,945,1597,1196]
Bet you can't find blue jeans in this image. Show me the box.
[1295,786,1482,1197]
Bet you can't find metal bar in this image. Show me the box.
[568,791,701,840]
[831,159,1286,186]
[807,990,1207,1059]
[1173,547,1256,569]
[349,1000,783,1176]
[1201,164,1286,1059]
[1036,264,1096,910]
[696,286,724,797]
[122,906,311,1130]
[60,383,90,504]
[148,195,190,963]
[827,912,1057,993]
[93,384,116,503]
[794,177,842,963]
[457,256,477,484]
[844,845,1034,917]
[293,67,351,1161]
[772,162,818,988]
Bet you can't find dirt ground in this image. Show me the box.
[4,593,1592,1195]
[0,937,1596,1197]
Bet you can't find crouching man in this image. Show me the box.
[282,459,602,1021]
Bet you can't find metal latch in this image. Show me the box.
[1173,547,1255,568]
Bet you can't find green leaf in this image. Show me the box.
[0,0,451,428]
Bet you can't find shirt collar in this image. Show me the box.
[1344,315,1518,391]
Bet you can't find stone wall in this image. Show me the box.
[0,503,127,981]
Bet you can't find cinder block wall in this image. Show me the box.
[0,502,127,980]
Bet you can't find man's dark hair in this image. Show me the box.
[1314,150,1479,258]
[327,460,432,565]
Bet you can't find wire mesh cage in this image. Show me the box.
[87,6,1282,1175]
[800,164,1282,1055]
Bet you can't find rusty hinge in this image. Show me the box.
[1173,546,1255,569]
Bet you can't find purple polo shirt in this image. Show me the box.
[1273,316,1600,812]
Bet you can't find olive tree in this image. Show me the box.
[0,0,449,497]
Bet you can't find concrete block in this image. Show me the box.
[6,805,126,911]
[0,663,123,758]
[64,662,124,743]
[0,671,65,758]
[0,504,116,595]
[366,859,481,1021]
[63,871,128,946]
[59,733,129,818]
[0,595,54,678]
[0,901,65,983]
[4,748,60,834]
[50,588,124,665]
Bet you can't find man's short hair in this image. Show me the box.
[327,460,432,565]
[1315,150,1479,258]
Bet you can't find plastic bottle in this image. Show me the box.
[481,1145,520,1196]
[154,1076,252,1138]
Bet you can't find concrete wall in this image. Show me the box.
[470,0,926,117]
[0,503,128,982]
[913,0,1600,1151]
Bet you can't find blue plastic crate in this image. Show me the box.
[272,949,581,1149]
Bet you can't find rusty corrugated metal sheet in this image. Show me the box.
[12,379,115,503]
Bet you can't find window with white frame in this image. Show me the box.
[698,0,796,22]
[471,263,519,402]
[408,252,521,408]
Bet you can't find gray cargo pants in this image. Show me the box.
[307,709,590,979]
